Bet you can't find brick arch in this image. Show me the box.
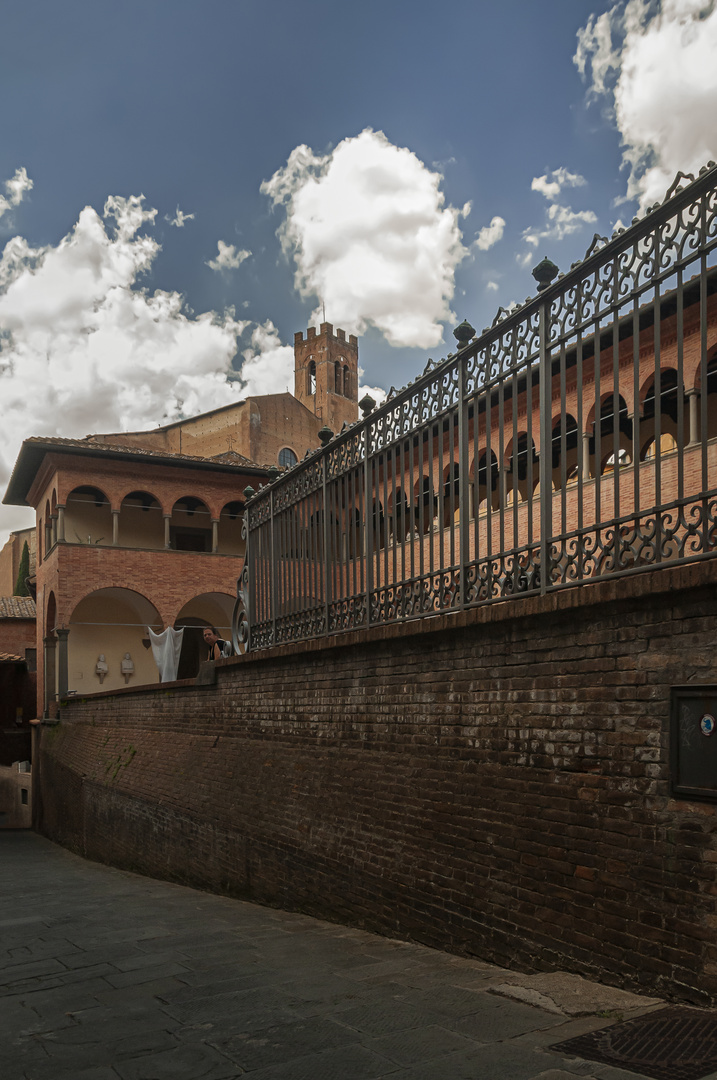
[637,365,682,413]
[693,343,717,392]
[68,585,164,626]
[118,488,164,513]
[585,391,630,430]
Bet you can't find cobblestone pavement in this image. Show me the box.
[0,831,705,1080]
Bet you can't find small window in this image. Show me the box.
[279,447,298,469]
[25,648,37,673]
[308,360,316,396]
[21,789,28,805]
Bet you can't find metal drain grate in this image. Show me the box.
[551,1005,717,1080]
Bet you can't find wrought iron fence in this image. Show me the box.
[233,163,717,654]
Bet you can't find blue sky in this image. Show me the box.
[1,0,716,541]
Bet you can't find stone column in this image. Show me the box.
[56,505,66,543]
[687,389,699,446]
[582,432,591,481]
[112,509,120,546]
[164,514,171,549]
[56,628,69,700]
[211,518,219,554]
[499,466,509,508]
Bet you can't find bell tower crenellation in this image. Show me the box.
[294,322,359,431]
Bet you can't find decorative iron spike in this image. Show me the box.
[387,386,396,399]
[423,358,434,374]
[664,169,695,202]
[491,306,510,328]
[584,233,609,260]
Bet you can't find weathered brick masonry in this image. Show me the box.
[34,560,717,1005]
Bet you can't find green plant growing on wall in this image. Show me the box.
[14,541,30,596]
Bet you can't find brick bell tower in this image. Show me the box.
[294,322,359,431]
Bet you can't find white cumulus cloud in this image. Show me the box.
[206,240,251,273]
[531,168,587,201]
[0,194,254,542]
[522,166,597,250]
[165,206,195,227]
[261,128,468,349]
[575,0,717,208]
[237,320,295,397]
[473,215,506,251]
[0,167,33,221]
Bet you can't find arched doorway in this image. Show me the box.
[174,592,235,679]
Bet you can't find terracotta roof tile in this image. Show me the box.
[0,597,36,619]
[22,435,260,469]
[0,652,24,662]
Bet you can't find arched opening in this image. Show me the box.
[414,476,435,534]
[551,414,579,488]
[698,350,717,440]
[389,487,410,542]
[442,463,460,528]
[68,588,162,695]
[119,491,163,549]
[639,368,684,460]
[217,500,245,556]
[343,364,350,397]
[372,499,385,550]
[475,450,499,514]
[507,434,537,503]
[343,506,362,558]
[592,395,632,475]
[335,360,341,394]
[65,486,112,546]
[169,497,212,552]
[174,592,236,679]
[43,591,57,714]
[307,360,316,396]
[44,499,52,556]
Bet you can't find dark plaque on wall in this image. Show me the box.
[671,686,717,801]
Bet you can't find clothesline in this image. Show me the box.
[50,621,231,630]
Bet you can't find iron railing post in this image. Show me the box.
[458,352,469,607]
[364,420,373,628]
[538,297,552,595]
[269,488,276,646]
[323,453,330,637]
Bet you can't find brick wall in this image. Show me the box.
[34,559,717,1005]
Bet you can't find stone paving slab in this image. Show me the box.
[3,830,710,1080]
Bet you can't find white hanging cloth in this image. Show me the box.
[148,627,184,683]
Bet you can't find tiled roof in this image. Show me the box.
[0,597,36,619]
[0,652,24,662]
[5,437,269,507]
[24,435,260,469]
